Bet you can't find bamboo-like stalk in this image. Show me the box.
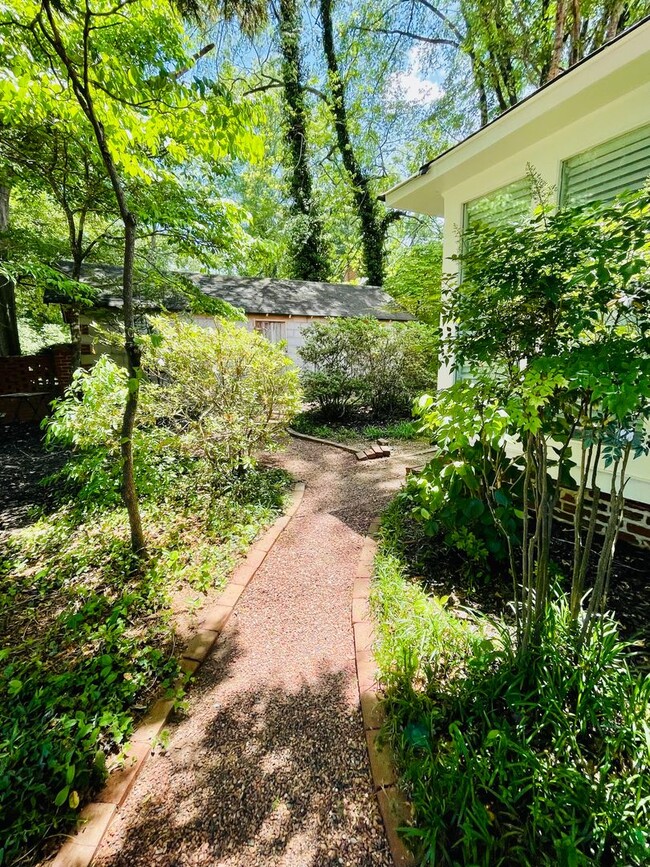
[580,444,631,647]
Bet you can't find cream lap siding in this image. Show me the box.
[560,122,650,207]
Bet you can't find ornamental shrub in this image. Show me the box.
[46,317,302,502]
[298,316,438,420]
[141,316,302,472]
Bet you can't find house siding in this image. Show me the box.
[439,76,650,391]
[434,65,650,517]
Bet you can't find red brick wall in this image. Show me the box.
[0,345,75,424]
[556,488,650,550]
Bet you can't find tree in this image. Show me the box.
[416,188,650,653]
[0,183,20,355]
[2,0,260,555]
[359,0,650,129]
[276,0,331,280]
[319,0,401,285]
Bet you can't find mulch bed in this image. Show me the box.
[418,526,650,666]
[0,423,68,535]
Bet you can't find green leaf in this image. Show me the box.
[54,786,70,807]
[8,679,22,696]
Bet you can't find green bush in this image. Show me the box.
[397,446,520,572]
[372,547,650,866]
[141,316,302,472]
[46,317,302,505]
[298,317,438,421]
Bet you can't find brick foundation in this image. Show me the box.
[556,488,650,550]
[0,344,75,424]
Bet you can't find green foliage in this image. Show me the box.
[399,452,518,570]
[384,240,443,324]
[17,319,69,354]
[370,550,484,693]
[372,544,650,866]
[291,412,422,443]
[417,189,650,647]
[0,453,291,865]
[298,317,438,421]
[45,318,301,501]
[279,0,331,281]
[141,316,302,472]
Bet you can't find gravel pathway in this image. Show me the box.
[93,438,411,867]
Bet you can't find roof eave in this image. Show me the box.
[380,16,650,216]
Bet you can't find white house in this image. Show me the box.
[382,17,650,525]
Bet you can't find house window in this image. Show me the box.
[456,178,533,381]
[463,176,533,233]
[560,123,650,207]
[254,319,286,344]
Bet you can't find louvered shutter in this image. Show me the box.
[561,123,650,207]
[464,177,533,231]
[456,179,533,381]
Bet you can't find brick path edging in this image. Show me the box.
[287,427,390,462]
[49,481,306,867]
[353,521,416,867]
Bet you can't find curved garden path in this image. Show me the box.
[93,438,410,867]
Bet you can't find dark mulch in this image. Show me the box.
[0,423,67,535]
[418,525,650,664]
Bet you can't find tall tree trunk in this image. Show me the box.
[0,185,21,357]
[69,225,84,369]
[42,0,146,556]
[277,0,330,281]
[320,0,387,286]
[547,0,568,80]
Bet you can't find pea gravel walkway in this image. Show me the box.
[93,438,411,867]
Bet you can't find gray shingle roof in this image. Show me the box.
[53,263,414,321]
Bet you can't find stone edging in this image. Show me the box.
[352,520,416,867]
[50,481,306,867]
[287,427,390,461]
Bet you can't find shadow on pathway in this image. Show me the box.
[94,439,408,867]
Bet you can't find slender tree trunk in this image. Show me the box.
[66,213,84,368]
[547,0,568,80]
[277,0,329,281]
[119,214,146,555]
[319,0,387,285]
[468,51,489,126]
[41,0,146,555]
[0,185,21,357]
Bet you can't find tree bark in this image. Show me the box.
[547,0,568,80]
[320,0,387,285]
[0,185,21,357]
[277,0,330,281]
[41,0,146,555]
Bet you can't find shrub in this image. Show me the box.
[47,317,302,503]
[142,316,302,472]
[372,546,650,866]
[46,355,188,506]
[424,189,650,651]
[298,316,438,421]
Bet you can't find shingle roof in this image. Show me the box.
[53,263,414,321]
